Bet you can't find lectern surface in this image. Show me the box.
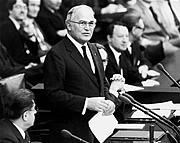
[111,130,164,141]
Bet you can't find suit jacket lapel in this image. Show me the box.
[105,44,119,71]
[4,119,26,143]
[64,37,99,87]
[88,43,104,88]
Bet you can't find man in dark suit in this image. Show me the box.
[44,5,121,143]
[128,0,180,65]
[0,41,44,87]
[0,0,41,66]
[0,88,37,143]
[104,22,154,86]
[36,0,67,45]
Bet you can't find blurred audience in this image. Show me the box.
[120,10,160,86]
[0,41,44,87]
[0,0,43,66]
[0,0,44,86]
[36,0,67,45]
[0,88,37,143]
[104,22,159,86]
[23,0,51,57]
[127,0,180,64]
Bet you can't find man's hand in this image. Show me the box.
[138,65,148,78]
[110,74,125,92]
[87,97,115,115]
[102,100,115,116]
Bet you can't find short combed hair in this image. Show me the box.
[120,9,142,32]
[106,22,127,37]
[7,0,27,10]
[3,88,35,120]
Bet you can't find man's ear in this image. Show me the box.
[66,21,71,31]
[22,111,28,121]
[131,26,136,35]
[107,35,111,43]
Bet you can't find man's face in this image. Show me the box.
[25,100,37,128]
[27,0,41,18]
[45,0,62,10]
[9,0,27,21]
[109,25,129,52]
[67,7,96,45]
[133,19,145,40]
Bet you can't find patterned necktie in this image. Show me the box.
[81,46,92,70]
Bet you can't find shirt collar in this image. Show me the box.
[109,44,121,57]
[127,42,132,54]
[67,33,88,54]
[9,15,21,30]
[13,122,26,139]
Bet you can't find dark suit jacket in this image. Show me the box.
[0,42,24,78]
[44,36,119,143]
[36,5,66,45]
[0,19,40,66]
[0,119,30,143]
[0,41,44,86]
[104,42,151,86]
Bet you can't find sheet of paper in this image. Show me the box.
[89,112,118,143]
[131,109,171,118]
[124,84,144,92]
[132,101,180,110]
[174,110,180,116]
[115,124,145,129]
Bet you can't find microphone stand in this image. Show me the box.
[119,93,180,143]
[156,63,180,89]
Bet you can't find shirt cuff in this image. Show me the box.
[82,98,88,115]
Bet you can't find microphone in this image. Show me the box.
[118,93,180,143]
[156,63,180,89]
[61,129,89,143]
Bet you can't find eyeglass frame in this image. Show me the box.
[69,20,96,28]
[23,105,39,114]
[29,105,39,112]
[135,25,145,31]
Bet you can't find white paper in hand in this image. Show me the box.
[89,112,118,143]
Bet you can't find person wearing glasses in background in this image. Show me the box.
[120,9,160,86]
[44,5,123,143]
[0,88,37,143]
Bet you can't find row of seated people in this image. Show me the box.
[1,2,180,143]
[1,0,180,87]
[0,10,159,89]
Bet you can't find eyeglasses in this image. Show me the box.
[135,26,145,31]
[29,105,39,112]
[69,20,96,28]
[14,4,27,10]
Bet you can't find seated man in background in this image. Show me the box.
[0,88,37,143]
[120,9,160,86]
[97,43,132,122]
[104,22,159,86]
[0,0,44,86]
[0,41,44,87]
[22,0,51,57]
[36,0,67,45]
[0,0,43,66]
[128,0,180,65]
